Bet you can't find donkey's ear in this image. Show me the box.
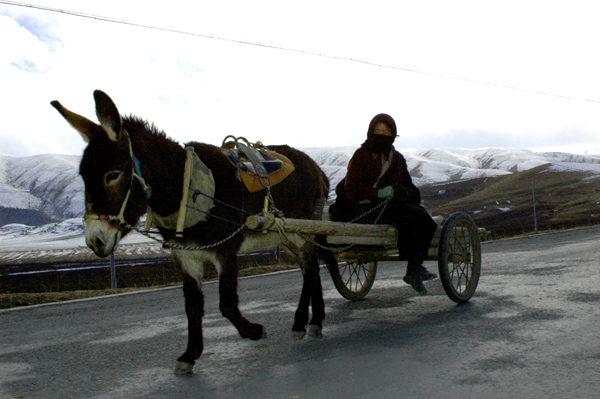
[50,100,98,143]
[93,90,122,143]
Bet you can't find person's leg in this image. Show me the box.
[403,255,428,294]
[392,204,438,294]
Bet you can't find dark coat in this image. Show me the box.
[329,144,437,260]
[329,145,420,223]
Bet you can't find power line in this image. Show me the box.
[3,0,600,104]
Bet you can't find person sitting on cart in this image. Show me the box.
[329,113,438,294]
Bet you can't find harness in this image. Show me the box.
[85,134,282,249]
[86,134,332,252]
[85,133,215,239]
[146,147,215,237]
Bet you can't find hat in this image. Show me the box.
[367,113,397,141]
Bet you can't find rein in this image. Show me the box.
[292,197,392,254]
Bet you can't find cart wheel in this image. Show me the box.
[438,212,481,303]
[319,249,377,301]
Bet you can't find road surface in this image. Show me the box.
[1,226,600,398]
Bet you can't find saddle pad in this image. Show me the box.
[227,149,295,192]
[150,149,215,230]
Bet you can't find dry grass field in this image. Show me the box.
[0,247,298,309]
[421,164,600,237]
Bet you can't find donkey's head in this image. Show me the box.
[51,90,148,257]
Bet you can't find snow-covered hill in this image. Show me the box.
[407,147,600,184]
[2,147,600,225]
[301,146,600,192]
[0,154,84,220]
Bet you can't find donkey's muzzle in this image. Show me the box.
[85,219,122,258]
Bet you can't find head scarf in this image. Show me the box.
[362,113,397,155]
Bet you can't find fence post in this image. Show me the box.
[110,253,117,289]
[533,180,538,234]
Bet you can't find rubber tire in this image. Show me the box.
[438,212,481,303]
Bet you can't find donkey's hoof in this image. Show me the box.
[174,361,194,375]
[248,323,266,340]
[292,330,306,340]
[307,325,323,338]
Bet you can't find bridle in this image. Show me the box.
[84,130,150,231]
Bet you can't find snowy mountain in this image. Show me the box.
[301,146,600,194]
[1,147,600,227]
[0,154,84,220]
[408,147,600,183]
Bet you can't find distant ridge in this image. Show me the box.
[0,207,57,227]
[420,163,600,236]
[1,147,600,228]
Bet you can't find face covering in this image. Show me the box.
[363,114,397,155]
[364,134,395,155]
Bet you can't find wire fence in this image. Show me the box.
[0,247,294,294]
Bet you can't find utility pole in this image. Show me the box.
[110,253,117,289]
[533,180,538,234]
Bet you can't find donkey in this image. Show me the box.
[51,90,330,374]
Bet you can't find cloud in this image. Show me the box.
[10,58,42,74]
[1,1,600,158]
[0,11,61,74]
[5,9,63,50]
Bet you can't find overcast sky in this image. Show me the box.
[2,0,600,157]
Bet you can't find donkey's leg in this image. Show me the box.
[218,251,266,340]
[306,246,326,337]
[175,273,205,374]
[292,245,326,339]
[171,250,207,374]
[292,272,312,339]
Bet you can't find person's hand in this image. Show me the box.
[377,186,394,198]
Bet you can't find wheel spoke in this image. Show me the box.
[438,212,481,303]
[325,252,377,301]
[340,262,367,292]
[447,221,475,294]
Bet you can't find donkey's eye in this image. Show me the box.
[105,171,121,184]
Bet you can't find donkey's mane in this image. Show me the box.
[122,115,178,145]
[119,114,187,217]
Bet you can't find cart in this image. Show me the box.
[246,211,482,303]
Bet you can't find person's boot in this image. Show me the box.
[417,264,437,281]
[403,260,427,294]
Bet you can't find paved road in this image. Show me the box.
[2,226,600,399]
